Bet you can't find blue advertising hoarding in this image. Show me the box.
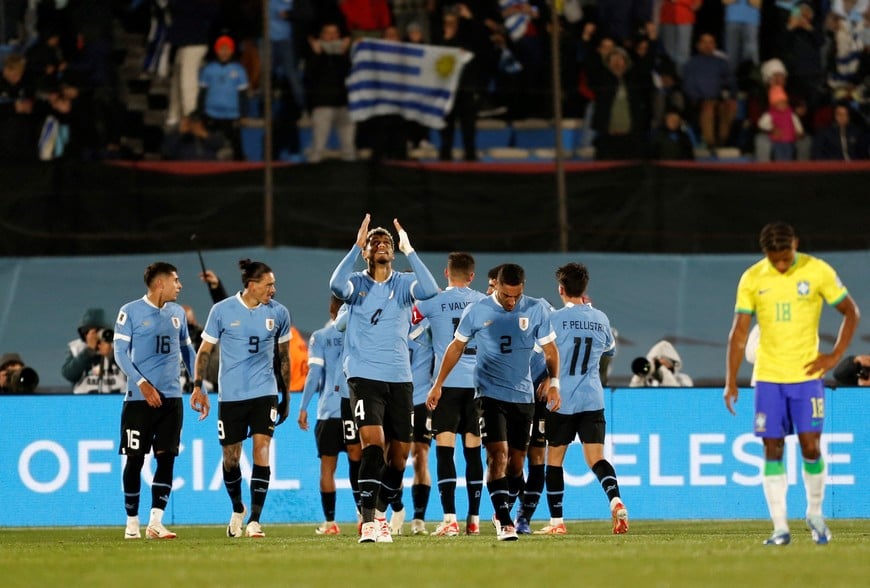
[1,388,867,527]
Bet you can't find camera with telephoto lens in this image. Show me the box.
[6,366,39,393]
[98,328,114,343]
[631,357,661,378]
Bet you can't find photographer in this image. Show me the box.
[833,354,870,386]
[0,352,39,394]
[629,339,694,387]
[61,308,126,394]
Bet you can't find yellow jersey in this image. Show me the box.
[735,252,848,383]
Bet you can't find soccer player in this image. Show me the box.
[404,318,435,535]
[189,259,293,539]
[329,214,439,544]
[725,222,859,546]
[412,252,486,536]
[114,262,196,540]
[427,263,561,541]
[298,295,346,535]
[514,343,549,534]
[536,262,628,535]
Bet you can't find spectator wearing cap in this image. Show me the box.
[62,308,126,394]
[196,35,249,160]
[757,85,804,160]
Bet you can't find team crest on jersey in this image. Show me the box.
[171,316,181,329]
[266,318,275,331]
[518,316,529,331]
[116,310,127,325]
[754,412,766,433]
[797,281,810,296]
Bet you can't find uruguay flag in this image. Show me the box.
[347,39,473,130]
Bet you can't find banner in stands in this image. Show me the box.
[2,388,866,527]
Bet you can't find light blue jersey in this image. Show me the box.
[456,294,555,403]
[414,286,485,388]
[551,302,615,414]
[113,296,196,401]
[329,246,439,382]
[409,320,434,405]
[300,322,344,420]
[201,293,292,402]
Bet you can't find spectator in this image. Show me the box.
[197,35,249,160]
[811,102,868,159]
[438,6,487,162]
[682,33,738,150]
[598,0,653,44]
[629,340,694,387]
[340,0,392,39]
[658,0,701,73]
[723,0,761,68]
[64,28,124,159]
[165,0,220,128]
[0,53,36,161]
[781,1,826,113]
[825,1,866,99]
[648,107,695,159]
[61,307,127,394]
[305,22,354,163]
[268,0,309,113]
[591,46,649,160]
[757,85,804,160]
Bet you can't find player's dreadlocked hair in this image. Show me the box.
[759,222,796,252]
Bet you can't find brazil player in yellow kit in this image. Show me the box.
[724,222,859,546]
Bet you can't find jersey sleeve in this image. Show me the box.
[734,270,756,315]
[534,302,556,346]
[202,304,221,344]
[277,305,292,344]
[818,260,849,306]
[455,303,477,343]
[112,304,146,385]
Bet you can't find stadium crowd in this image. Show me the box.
[1,0,870,162]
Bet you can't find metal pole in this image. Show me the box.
[549,1,569,252]
[262,0,274,248]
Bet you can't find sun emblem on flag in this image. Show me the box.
[435,54,456,78]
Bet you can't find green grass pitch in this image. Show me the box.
[1,520,868,587]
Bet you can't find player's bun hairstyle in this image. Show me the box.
[497,263,525,286]
[239,258,273,286]
[759,222,796,252]
[556,262,589,298]
[144,262,178,287]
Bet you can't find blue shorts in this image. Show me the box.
[754,380,825,438]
